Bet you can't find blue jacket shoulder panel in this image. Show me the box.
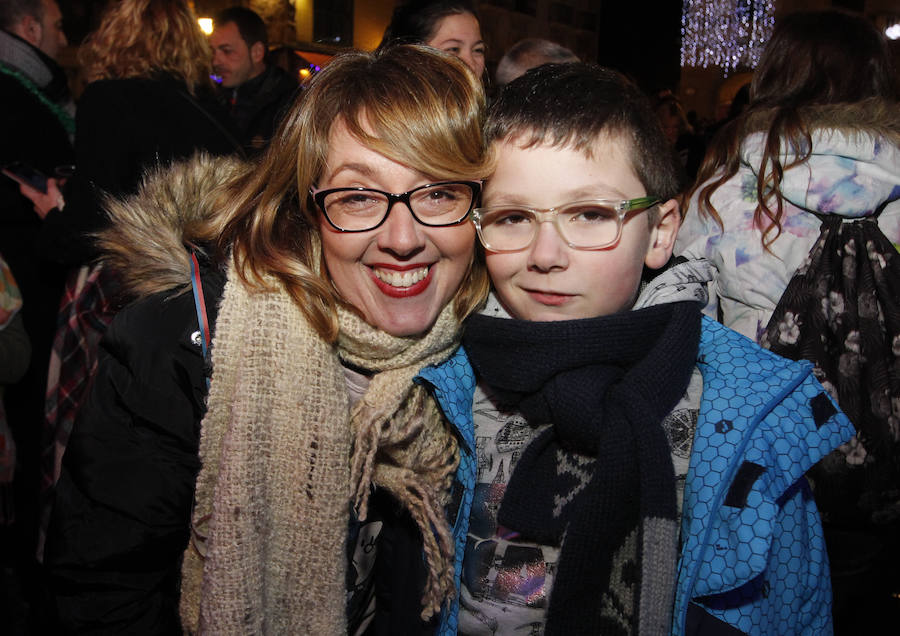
[416,346,477,636]
[695,317,852,483]
[675,317,853,635]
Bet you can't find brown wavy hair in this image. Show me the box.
[79,0,213,93]
[691,10,899,249]
[193,45,492,342]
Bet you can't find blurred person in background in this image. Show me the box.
[17,0,243,575]
[0,251,31,631]
[210,6,298,155]
[653,89,705,182]
[0,0,74,630]
[494,37,578,87]
[378,0,486,80]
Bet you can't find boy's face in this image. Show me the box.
[481,137,679,321]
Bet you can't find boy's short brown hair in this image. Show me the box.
[485,63,684,210]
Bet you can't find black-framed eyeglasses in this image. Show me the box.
[311,181,482,232]
[471,197,660,252]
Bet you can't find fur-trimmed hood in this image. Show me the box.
[741,98,900,142]
[739,98,900,218]
[95,153,249,299]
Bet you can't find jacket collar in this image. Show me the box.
[416,346,476,454]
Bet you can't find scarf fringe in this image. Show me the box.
[182,267,465,632]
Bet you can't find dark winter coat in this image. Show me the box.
[43,156,448,635]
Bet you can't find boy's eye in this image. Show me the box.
[562,206,616,224]
[490,210,533,226]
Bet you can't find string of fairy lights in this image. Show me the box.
[680,0,775,75]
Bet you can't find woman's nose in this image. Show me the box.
[376,202,426,256]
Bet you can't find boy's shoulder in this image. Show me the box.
[696,315,812,382]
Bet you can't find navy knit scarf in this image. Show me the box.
[463,301,701,635]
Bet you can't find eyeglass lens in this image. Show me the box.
[478,203,622,250]
[322,183,474,231]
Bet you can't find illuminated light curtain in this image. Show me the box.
[681,0,775,74]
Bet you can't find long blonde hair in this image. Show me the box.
[79,0,213,93]
[195,45,492,342]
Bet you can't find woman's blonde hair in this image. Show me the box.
[195,45,492,342]
[79,0,213,92]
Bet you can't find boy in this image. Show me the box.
[455,64,854,635]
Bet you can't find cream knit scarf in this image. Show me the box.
[180,263,462,634]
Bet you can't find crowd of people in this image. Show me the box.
[1,0,898,634]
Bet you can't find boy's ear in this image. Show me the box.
[644,198,681,269]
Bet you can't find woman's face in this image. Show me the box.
[318,120,476,337]
[426,12,485,79]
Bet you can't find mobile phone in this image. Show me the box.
[2,161,49,194]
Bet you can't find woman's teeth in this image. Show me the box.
[374,266,429,288]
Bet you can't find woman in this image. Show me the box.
[378,0,486,79]
[675,11,900,632]
[45,45,491,635]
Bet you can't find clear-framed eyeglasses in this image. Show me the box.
[311,181,482,232]
[470,197,660,252]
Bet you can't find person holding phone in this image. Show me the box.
[15,0,243,569]
[0,4,75,622]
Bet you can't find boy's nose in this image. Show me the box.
[376,203,426,256]
[527,220,568,271]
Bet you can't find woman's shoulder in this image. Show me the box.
[103,262,224,371]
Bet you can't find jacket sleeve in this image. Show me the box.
[44,289,207,634]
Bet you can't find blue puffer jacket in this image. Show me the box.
[420,316,853,636]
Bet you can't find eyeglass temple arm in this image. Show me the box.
[626,196,661,210]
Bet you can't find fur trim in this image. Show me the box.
[742,98,900,144]
[95,153,248,298]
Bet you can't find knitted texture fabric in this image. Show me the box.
[463,301,701,635]
[180,262,462,634]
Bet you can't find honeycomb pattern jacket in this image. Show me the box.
[423,316,853,636]
[676,316,852,635]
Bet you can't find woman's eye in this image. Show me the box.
[473,47,485,57]
[427,189,457,202]
[331,193,382,213]
[444,46,460,54]
[338,194,376,205]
